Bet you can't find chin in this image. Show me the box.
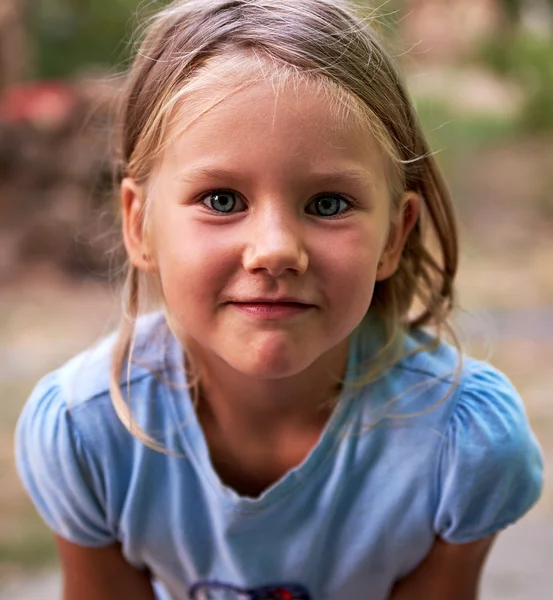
[226,347,316,380]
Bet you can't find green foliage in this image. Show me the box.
[29,0,402,80]
[30,0,171,79]
[497,0,523,25]
[480,31,553,132]
[497,0,553,26]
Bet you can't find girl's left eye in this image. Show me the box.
[201,190,246,214]
[306,194,351,218]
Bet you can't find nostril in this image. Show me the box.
[242,242,308,276]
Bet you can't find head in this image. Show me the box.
[111,0,459,443]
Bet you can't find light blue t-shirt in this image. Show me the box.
[15,313,543,600]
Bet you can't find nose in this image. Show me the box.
[242,209,308,277]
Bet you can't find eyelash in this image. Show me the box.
[198,189,356,219]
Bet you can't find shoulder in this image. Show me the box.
[394,331,543,469]
[391,331,544,543]
[15,311,185,546]
[439,353,543,489]
[15,366,117,545]
[389,329,532,429]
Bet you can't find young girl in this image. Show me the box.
[16,1,543,599]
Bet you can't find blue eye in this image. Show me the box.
[202,191,245,213]
[308,194,351,217]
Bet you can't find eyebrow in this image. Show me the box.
[175,167,240,185]
[175,166,377,189]
[307,168,377,190]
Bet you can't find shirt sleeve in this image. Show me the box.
[15,371,116,547]
[433,361,543,544]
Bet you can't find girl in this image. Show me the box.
[16,1,543,599]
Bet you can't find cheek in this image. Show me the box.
[150,215,236,308]
[314,224,382,299]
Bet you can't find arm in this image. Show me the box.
[389,535,495,600]
[55,536,156,600]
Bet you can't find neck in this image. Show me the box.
[183,337,351,497]
[188,337,350,440]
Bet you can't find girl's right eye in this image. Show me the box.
[201,190,246,214]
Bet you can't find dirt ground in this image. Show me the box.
[0,243,552,597]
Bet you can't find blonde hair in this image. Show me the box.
[111,0,459,450]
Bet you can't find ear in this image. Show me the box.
[121,177,157,272]
[376,191,420,281]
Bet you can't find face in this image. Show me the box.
[123,74,417,380]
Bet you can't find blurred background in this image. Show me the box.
[0,0,552,598]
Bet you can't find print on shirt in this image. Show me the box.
[188,580,312,600]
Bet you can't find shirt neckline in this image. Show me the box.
[165,327,363,514]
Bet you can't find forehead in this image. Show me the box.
[157,62,388,189]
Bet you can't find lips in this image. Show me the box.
[228,299,315,318]
[232,297,313,305]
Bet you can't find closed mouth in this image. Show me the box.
[229,298,315,306]
[232,301,312,306]
[227,300,315,318]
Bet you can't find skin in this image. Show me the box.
[56,74,495,598]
